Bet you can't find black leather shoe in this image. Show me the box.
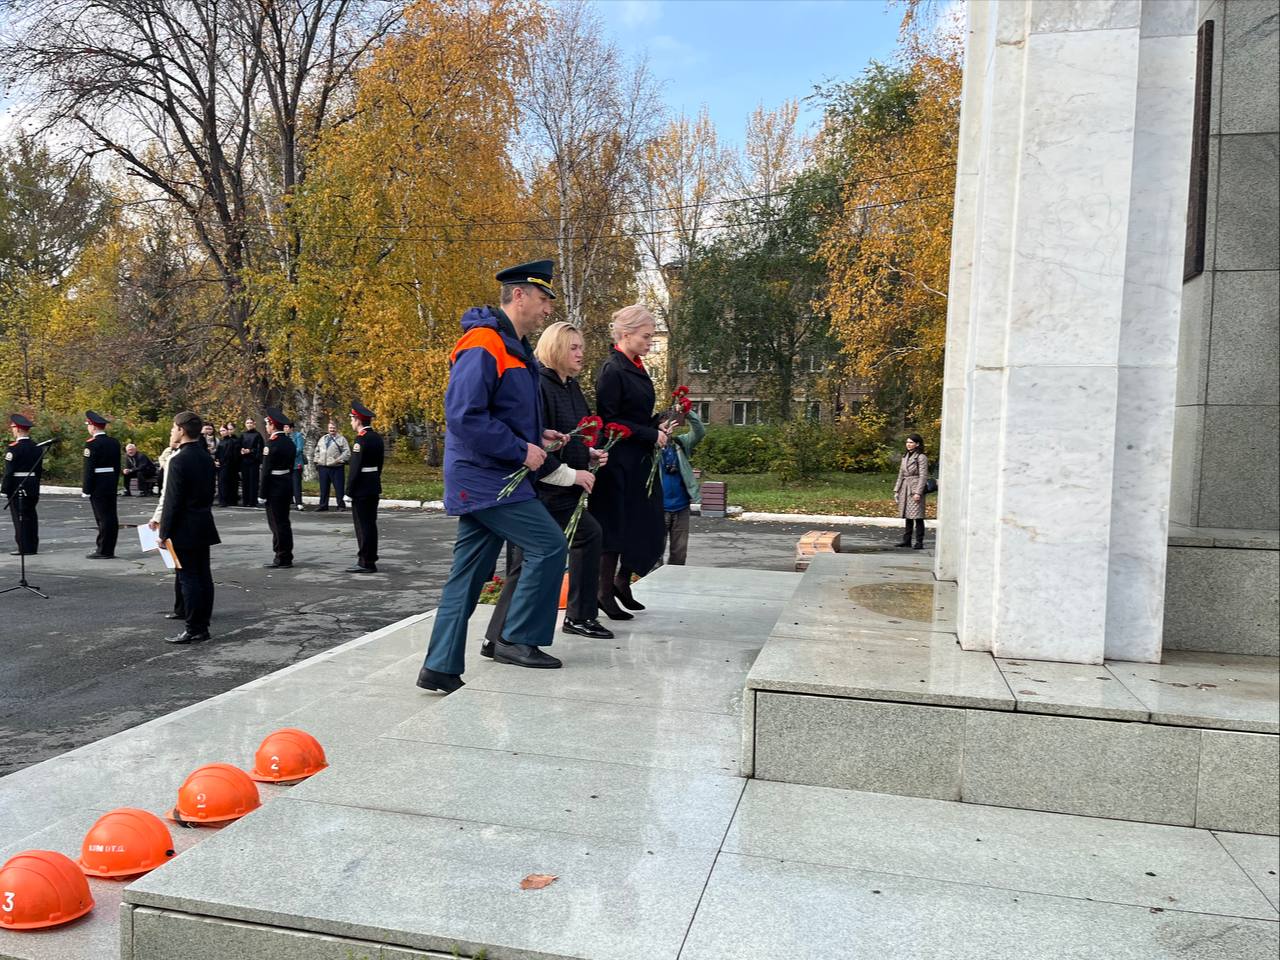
[614,577,646,611]
[895,538,912,548]
[597,594,633,621]
[912,542,925,550]
[563,618,614,639]
[263,561,293,569]
[344,563,377,573]
[86,552,114,559]
[416,667,464,693]
[493,640,562,668]
[165,630,209,645]
[480,639,496,659]
[315,507,329,512]
[164,612,184,620]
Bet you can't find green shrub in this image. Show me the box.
[830,406,894,472]
[695,424,781,474]
[771,418,831,482]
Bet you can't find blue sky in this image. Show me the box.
[593,0,903,147]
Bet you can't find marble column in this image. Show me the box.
[937,0,1197,664]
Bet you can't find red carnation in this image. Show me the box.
[673,385,690,399]
[679,397,693,414]
[604,422,632,441]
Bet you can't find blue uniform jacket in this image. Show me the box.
[443,306,544,515]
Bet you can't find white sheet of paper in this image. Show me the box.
[158,545,177,570]
[137,525,160,552]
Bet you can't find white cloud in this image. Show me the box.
[617,0,663,28]
[649,33,702,68]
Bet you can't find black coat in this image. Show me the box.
[348,428,384,499]
[158,442,221,549]
[260,432,295,499]
[588,347,664,573]
[82,433,121,495]
[535,366,592,512]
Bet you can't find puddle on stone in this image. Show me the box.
[847,582,938,623]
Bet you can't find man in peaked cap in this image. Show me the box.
[418,259,568,694]
[345,401,384,573]
[83,411,122,559]
[2,414,41,556]
[260,407,296,569]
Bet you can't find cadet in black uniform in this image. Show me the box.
[83,410,122,559]
[2,413,41,556]
[346,401,384,573]
[260,408,295,568]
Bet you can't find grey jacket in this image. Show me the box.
[313,432,351,468]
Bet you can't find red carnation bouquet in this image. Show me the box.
[563,421,631,545]
[497,416,602,500]
[646,386,694,495]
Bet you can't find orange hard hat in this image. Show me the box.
[248,728,328,783]
[0,850,95,930]
[168,762,261,825]
[78,808,175,878]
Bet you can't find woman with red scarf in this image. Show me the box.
[589,304,670,620]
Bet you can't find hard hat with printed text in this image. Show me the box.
[78,808,175,877]
[0,850,95,930]
[168,763,261,824]
[248,728,328,783]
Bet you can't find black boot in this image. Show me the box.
[895,521,912,548]
[598,552,633,621]
[614,570,645,611]
[912,520,925,550]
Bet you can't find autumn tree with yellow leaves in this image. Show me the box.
[267,0,537,455]
[817,20,961,438]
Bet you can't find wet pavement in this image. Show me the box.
[0,495,896,776]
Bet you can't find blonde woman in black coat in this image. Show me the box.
[590,304,669,620]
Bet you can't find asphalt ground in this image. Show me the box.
[0,495,898,777]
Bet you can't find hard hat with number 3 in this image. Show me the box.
[78,808,176,877]
[0,850,95,930]
[168,763,261,825]
[248,728,328,783]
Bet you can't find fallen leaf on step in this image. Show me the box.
[520,874,558,890]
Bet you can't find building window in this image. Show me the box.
[692,399,711,422]
[806,401,821,421]
[733,350,764,374]
[688,357,710,373]
[732,400,762,426]
[808,355,825,373]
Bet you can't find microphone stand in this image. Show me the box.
[1,439,55,599]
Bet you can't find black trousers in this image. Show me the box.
[318,466,345,508]
[265,495,293,563]
[292,467,303,507]
[7,491,39,554]
[240,461,259,507]
[217,465,238,506]
[485,501,601,642]
[352,495,378,567]
[90,488,119,556]
[172,571,186,617]
[174,542,213,632]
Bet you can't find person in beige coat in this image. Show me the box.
[893,433,929,549]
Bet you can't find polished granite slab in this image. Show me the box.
[286,737,745,850]
[996,657,1151,721]
[751,631,1013,710]
[123,798,718,960]
[725,780,1277,920]
[1107,651,1280,734]
[384,687,742,776]
[680,852,1280,960]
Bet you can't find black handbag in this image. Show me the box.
[925,477,938,494]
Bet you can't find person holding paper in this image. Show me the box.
[154,411,220,644]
